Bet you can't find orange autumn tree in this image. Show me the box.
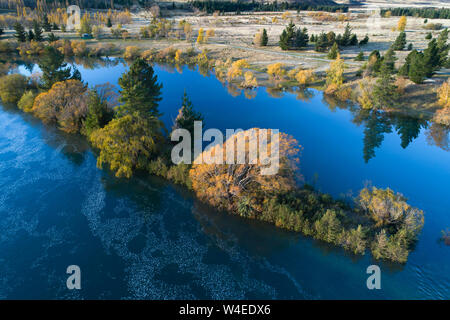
[189,128,301,216]
[32,80,88,133]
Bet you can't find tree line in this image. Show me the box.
[190,0,348,14]
[381,7,450,20]
[278,22,368,51]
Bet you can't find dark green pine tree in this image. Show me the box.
[13,22,26,42]
[436,28,449,67]
[327,42,339,59]
[341,23,352,46]
[38,46,74,90]
[261,28,268,46]
[315,32,329,52]
[173,91,204,137]
[27,29,34,42]
[355,51,364,61]
[392,32,406,51]
[117,58,163,119]
[406,50,427,84]
[83,90,114,136]
[295,27,309,48]
[372,62,399,109]
[42,14,52,32]
[47,32,59,42]
[33,20,43,42]
[423,38,440,77]
[349,34,358,46]
[279,21,295,50]
[382,48,397,74]
[359,34,369,46]
[106,17,112,28]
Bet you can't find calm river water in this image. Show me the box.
[0,59,448,299]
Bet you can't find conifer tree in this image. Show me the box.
[117,58,162,119]
[327,42,339,59]
[261,28,268,46]
[392,32,406,51]
[27,29,34,42]
[33,20,43,42]
[42,14,51,32]
[355,51,364,61]
[13,22,26,42]
[373,62,399,109]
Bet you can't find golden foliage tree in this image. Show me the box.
[227,59,250,80]
[0,73,28,104]
[196,28,204,44]
[437,78,450,108]
[397,16,407,32]
[267,63,286,82]
[358,78,374,109]
[325,53,345,95]
[189,129,301,213]
[90,112,163,178]
[32,80,88,133]
[295,69,315,86]
[241,71,258,88]
[359,187,424,233]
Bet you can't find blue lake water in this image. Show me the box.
[0,59,449,299]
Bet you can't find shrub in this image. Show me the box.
[32,80,88,133]
[17,90,36,112]
[124,46,141,60]
[0,74,28,104]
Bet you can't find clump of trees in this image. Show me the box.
[359,187,424,263]
[313,24,362,53]
[381,7,450,20]
[32,80,88,133]
[190,1,349,14]
[279,22,308,50]
[399,29,449,84]
[0,73,29,104]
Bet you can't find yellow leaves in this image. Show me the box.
[295,69,316,86]
[227,59,250,80]
[196,28,204,44]
[174,49,182,64]
[281,11,291,20]
[397,16,407,31]
[359,187,424,234]
[241,71,258,88]
[90,113,162,178]
[326,53,345,93]
[267,63,286,81]
[358,78,374,109]
[71,40,88,57]
[189,129,301,213]
[0,73,28,104]
[437,78,450,109]
[17,90,36,112]
[123,46,140,60]
[433,108,450,126]
[32,80,88,133]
